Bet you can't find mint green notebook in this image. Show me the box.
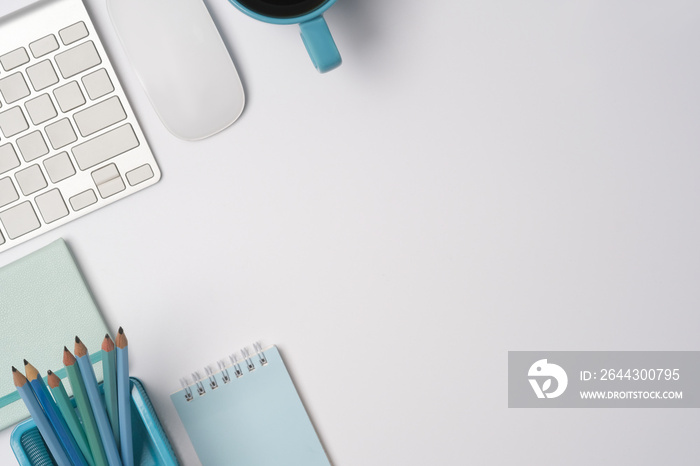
[171,345,330,466]
[0,239,109,430]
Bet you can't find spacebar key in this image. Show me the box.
[72,124,139,170]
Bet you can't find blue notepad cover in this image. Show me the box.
[171,346,330,466]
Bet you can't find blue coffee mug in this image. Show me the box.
[228,0,342,73]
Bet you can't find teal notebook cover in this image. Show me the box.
[171,345,330,466]
[0,239,109,430]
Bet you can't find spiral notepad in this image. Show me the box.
[171,344,330,466]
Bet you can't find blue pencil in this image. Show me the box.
[75,337,123,466]
[116,328,133,466]
[102,335,120,447]
[25,360,88,466]
[12,367,72,466]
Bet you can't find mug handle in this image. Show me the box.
[299,16,342,73]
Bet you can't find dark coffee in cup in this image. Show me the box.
[229,0,342,72]
[237,0,328,18]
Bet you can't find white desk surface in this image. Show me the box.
[2,0,700,464]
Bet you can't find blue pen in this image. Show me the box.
[24,361,88,466]
[75,337,124,466]
[116,327,133,466]
[12,367,72,466]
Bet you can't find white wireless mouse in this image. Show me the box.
[107,0,245,141]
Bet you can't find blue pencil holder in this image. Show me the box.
[10,377,178,466]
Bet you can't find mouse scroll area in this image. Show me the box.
[107,0,245,141]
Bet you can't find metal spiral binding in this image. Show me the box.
[181,342,270,401]
[218,360,231,384]
[230,353,244,378]
[192,371,206,396]
[205,366,219,390]
[254,342,268,366]
[241,348,256,372]
[180,378,194,402]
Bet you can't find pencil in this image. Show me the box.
[116,327,133,466]
[48,370,96,466]
[64,347,110,466]
[12,367,72,466]
[102,334,120,446]
[75,337,123,466]
[25,360,89,466]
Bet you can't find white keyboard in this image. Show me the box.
[0,0,160,252]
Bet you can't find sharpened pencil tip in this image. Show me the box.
[24,362,39,382]
[63,348,76,366]
[102,334,115,352]
[47,370,61,388]
[47,370,53,375]
[23,359,28,366]
[105,333,110,339]
[115,327,128,348]
[74,338,88,357]
[75,336,81,343]
[64,346,69,352]
[12,367,27,388]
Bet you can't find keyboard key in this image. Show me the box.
[91,163,119,185]
[92,163,125,198]
[45,118,77,149]
[0,48,29,71]
[30,35,59,58]
[26,60,59,91]
[0,144,20,175]
[35,189,69,223]
[54,81,85,112]
[55,41,101,79]
[0,107,29,138]
[72,123,139,170]
[59,22,89,45]
[97,177,125,198]
[126,164,154,186]
[15,164,47,195]
[43,152,75,183]
[69,189,97,211]
[0,73,31,104]
[16,131,49,162]
[0,177,19,208]
[25,94,57,125]
[0,201,40,239]
[74,96,126,137]
[82,69,113,100]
